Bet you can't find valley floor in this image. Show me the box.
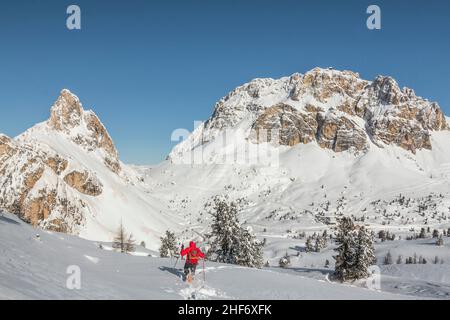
[2,213,449,300]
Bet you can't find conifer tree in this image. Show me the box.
[159,230,178,258]
[305,236,314,252]
[206,195,264,268]
[353,226,376,278]
[206,195,242,264]
[236,227,264,268]
[334,218,375,281]
[333,217,357,281]
[432,229,440,238]
[125,233,136,253]
[436,235,444,246]
[383,251,393,265]
[419,228,426,239]
[112,220,136,253]
[314,234,327,252]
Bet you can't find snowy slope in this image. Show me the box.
[18,126,181,247]
[0,212,416,300]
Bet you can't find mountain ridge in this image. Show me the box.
[170,67,448,165]
[1,68,449,251]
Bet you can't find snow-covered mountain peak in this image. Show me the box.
[0,90,183,248]
[48,89,84,131]
[171,68,448,162]
[18,89,121,174]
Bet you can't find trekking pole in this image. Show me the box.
[202,259,206,282]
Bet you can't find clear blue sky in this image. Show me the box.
[0,0,449,164]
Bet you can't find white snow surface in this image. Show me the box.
[0,213,420,300]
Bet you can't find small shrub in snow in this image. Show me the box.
[419,228,427,239]
[384,251,393,265]
[112,221,136,254]
[436,236,444,247]
[432,229,440,238]
[305,237,314,252]
[279,253,291,268]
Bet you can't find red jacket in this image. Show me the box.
[180,241,205,265]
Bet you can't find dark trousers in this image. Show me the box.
[183,262,197,279]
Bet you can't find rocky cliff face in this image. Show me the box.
[172,68,448,160]
[0,133,86,233]
[0,90,121,233]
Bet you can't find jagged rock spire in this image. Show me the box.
[48,89,84,131]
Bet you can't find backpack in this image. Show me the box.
[188,248,199,262]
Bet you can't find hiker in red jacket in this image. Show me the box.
[180,241,205,282]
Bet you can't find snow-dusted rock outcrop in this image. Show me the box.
[0,131,86,233]
[170,68,448,161]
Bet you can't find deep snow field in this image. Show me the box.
[1,212,450,300]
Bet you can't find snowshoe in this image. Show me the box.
[186,273,194,284]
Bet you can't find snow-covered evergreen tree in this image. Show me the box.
[206,195,264,268]
[159,230,178,258]
[334,218,375,281]
[314,234,327,252]
[432,229,440,238]
[305,236,314,252]
[378,230,387,241]
[236,227,264,268]
[436,235,444,246]
[206,195,242,264]
[333,217,357,281]
[353,226,376,279]
[419,228,426,239]
[383,250,393,265]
